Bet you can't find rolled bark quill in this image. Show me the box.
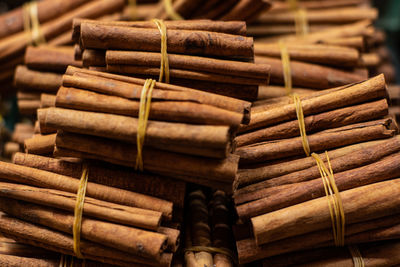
[0,161,173,219]
[41,107,234,159]
[64,66,252,122]
[0,182,162,231]
[0,214,173,267]
[254,43,360,67]
[14,65,62,93]
[56,86,244,126]
[237,151,400,219]
[24,46,82,72]
[24,134,56,155]
[104,51,271,86]
[251,177,400,246]
[256,7,377,25]
[0,254,59,267]
[72,19,249,42]
[54,132,238,191]
[255,55,366,89]
[237,118,397,165]
[240,74,387,133]
[238,214,400,264]
[40,93,56,108]
[12,152,186,208]
[79,22,254,59]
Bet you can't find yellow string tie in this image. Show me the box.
[23,1,46,46]
[279,41,292,96]
[73,164,89,259]
[287,0,298,10]
[293,94,310,156]
[136,79,156,171]
[348,245,365,267]
[295,9,309,36]
[152,19,170,83]
[312,152,345,247]
[128,0,137,20]
[163,0,184,20]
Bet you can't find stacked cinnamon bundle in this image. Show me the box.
[233,75,400,264]
[0,0,125,88]
[14,45,81,116]
[0,154,183,267]
[184,189,235,267]
[128,0,272,22]
[249,1,386,97]
[389,85,400,122]
[74,19,271,101]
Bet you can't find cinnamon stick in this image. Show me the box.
[79,22,254,59]
[254,43,360,67]
[40,94,56,108]
[55,86,244,126]
[24,134,56,155]
[14,65,62,93]
[24,46,82,72]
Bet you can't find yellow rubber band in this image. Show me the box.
[295,9,309,36]
[73,164,89,259]
[163,0,184,20]
[279,41,292,96]
[128,0,137,20]
[312,152,345,246]
[152,19,170,84]
[348,245,365,267]
[293,94,311,156]
[23,1,46,46]
[136,79,156,171]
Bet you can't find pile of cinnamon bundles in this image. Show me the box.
[0,0,125,88]
[184,189,235,267]
[74,19,271,101]
[0,152,185,267]
[233,75,400,264]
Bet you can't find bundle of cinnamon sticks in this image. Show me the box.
[25,66,251,191]
[0,158,183,267]
[74,19,271,101]
[233,75,400,264]
[184,189,235,267]
[0,0,125,87]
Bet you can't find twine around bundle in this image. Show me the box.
[152,19,170,83]
[128,0,137,20]
[287,0,309,36]
[72,164,89,259]
[312,152,346,247]
[135,79,156,171]
[348,245,365,267]
[163,0,183,20]
[23,1,46,46]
